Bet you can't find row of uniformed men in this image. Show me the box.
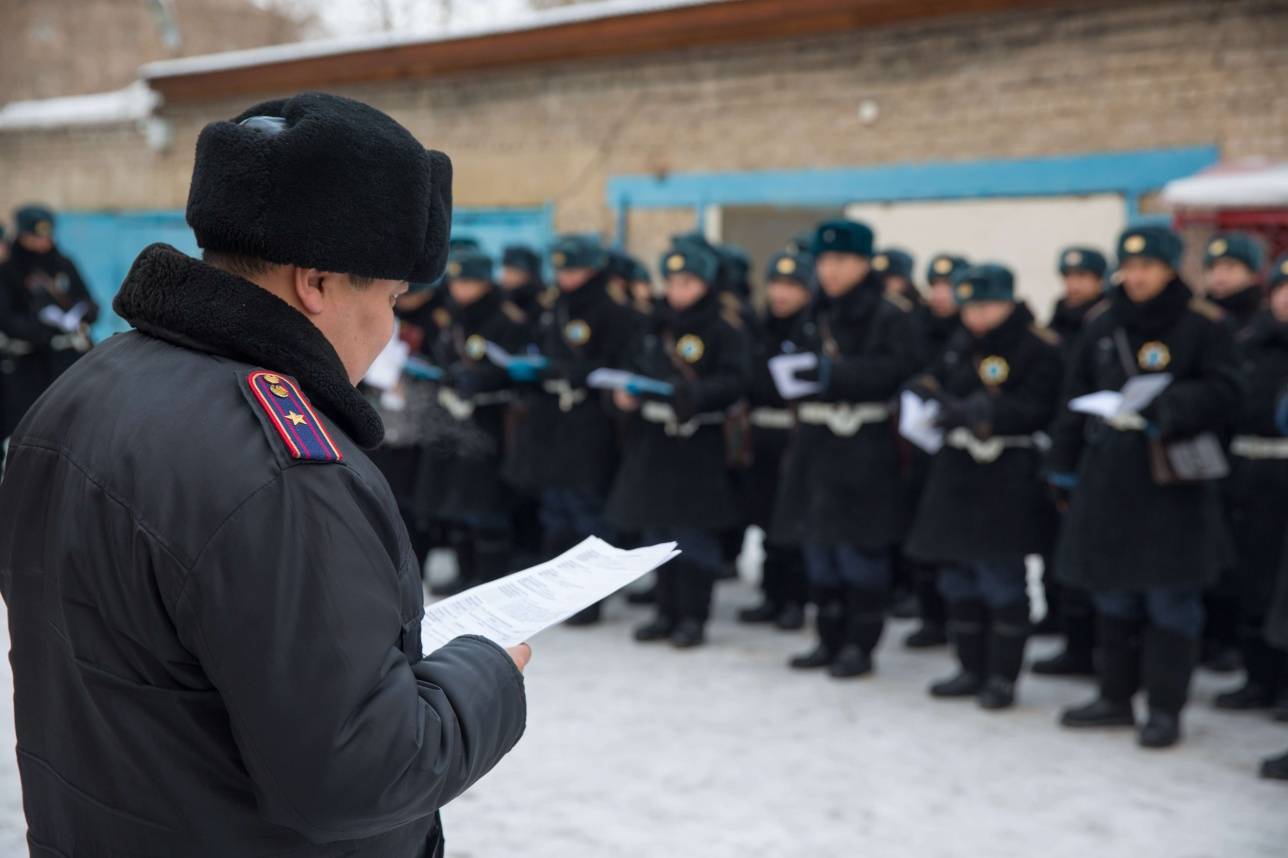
[373,218,1288,775]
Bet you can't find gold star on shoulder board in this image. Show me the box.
[285,411,308,426]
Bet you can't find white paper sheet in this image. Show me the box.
[484,340,515,368]
[1070,373,1172,419]
[585,368,675,397]
[364,335,410,391]
[898,390,944,454]
[421,537,681,653]
[768,352,822,400]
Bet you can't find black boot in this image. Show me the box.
[626,583,657,605]
[1032,610,1097,677]
[905,564,947,648]
[1215,631,1280,710]
[775,602,805,631]
[1034,560,1061,636]
[979,601,1029,711]
[634,564,679,642]
[1139,625,1197,749]
[1261,749,1288,781]
[830,588,884,679]
[742,546,786,623]
[930,600,987,698]
[1061,615,1140,729]
[790,587,844,669]
[672,561,714,649]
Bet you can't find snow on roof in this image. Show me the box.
[1161,160,1288,208]
[0,81,160,132]
[141,0,733,80]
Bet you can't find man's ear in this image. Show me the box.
[294,267,328,316]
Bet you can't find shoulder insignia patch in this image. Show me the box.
[1029,324,1061,346]
[607,281,629,306]
[538,288,559,310]
[246,370,343,463]
[883,292,913,313]
[720,306,745,330]
[501,301,528,325]
[1188,296,1225,322]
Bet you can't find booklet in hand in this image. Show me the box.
[768,352,823,400]
[585,368,675,397]
[1069,373,1172,420]
[898,390,944,454]
[421,537,681,653]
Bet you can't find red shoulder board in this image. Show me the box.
[246,370,343,463]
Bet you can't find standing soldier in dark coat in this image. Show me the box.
[0,205,100,439]
[919,253,969,364]
[774,219,921,678]
[499,243,548,322]
[504,234,642,625]
[0,92,528,856]
[738,248,813,631]
[905,264,1063,709]
[1032,246,1107,676]
[1201,231,1268,673]
[608,240,751,648]
[1215,252,1288,714]
[420,248,529,589]
[1261,308,1288,778]
[1050,225,1243,749]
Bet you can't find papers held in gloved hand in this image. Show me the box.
[37,301,90,334]
[898,390,944,454]
[421,537,681,653]
[768,352,822,400]
[1068,373,1172,426]
[585,368,675,397]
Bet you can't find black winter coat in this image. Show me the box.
[0,241,100,435]
[772,273,921,548]
[419,288,529,522]
[503,273,642,498]
[605,292,751,531]
[743,309,805,531]
[0,245,526,856]
[1050,281,1243,592]
[1220,312,1288,612]
[904,304,1063,564]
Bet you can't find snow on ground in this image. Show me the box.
[0,552,1283,857]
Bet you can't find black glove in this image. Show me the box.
[934,390,993,432]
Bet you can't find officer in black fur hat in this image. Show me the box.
[905,263,1063,709]
[0,91,527,855]
[1050,225,1242,749]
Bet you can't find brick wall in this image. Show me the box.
[2,0,1285,259]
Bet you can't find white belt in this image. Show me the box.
[50,332,90,352]
[0,333,34,356]
[750,407,794,430]
[640,400,725,438]
[437,387,511,420]
[1231,435,1288,460]
[542,379,588,413]
[945,427,1049,464]
[797,402,889,437]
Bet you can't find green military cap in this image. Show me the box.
[660,240,721,285]
[549,233,607,271]
[1269,252,1288,290]
[926,253,969,283]
[765,249,814,287]
[629,258,652,285]
[953,263,1015,304]
[1117,225,1183,269]
[15,204,55,238]
[502,244,541,275]
[812,219,874,258]
[873,248,915,279]
[449,236,482,254]
[445,247,493,283]
[1058,246,1108,277]
[1202,231,1264,273]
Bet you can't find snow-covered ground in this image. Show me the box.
[0,553,1283,857]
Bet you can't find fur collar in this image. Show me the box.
[113,244,384,448]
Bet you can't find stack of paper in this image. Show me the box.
[421,537,681,653]
[365,335,410,391]
[768,352,822,400]
[898,390,943,454]
[1069,373,1172,419]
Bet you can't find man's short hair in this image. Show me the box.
[203,250,374,288]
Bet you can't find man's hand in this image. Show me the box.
[507,643,532,673]
[613,389,640,412]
